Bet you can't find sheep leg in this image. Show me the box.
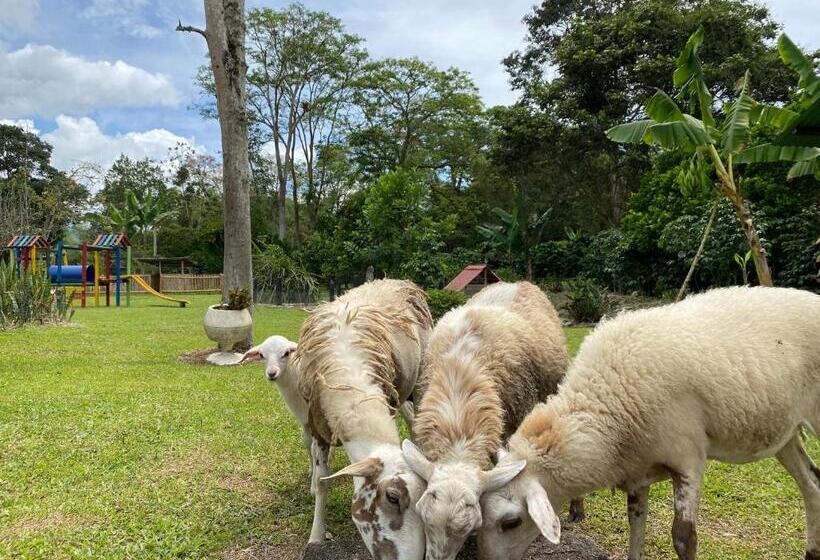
[567,497,585,523]
[308,438,331,543]
[302,424,315,489]
[670,470,703,560]
[776,435,820,560]
[627,486,649,560]
[399,401,415,432]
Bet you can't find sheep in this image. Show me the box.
[296,279,433,560]
[240,335,333,544]
[477,286,820,560]
[240,331,420,546]
[402,281,578,560]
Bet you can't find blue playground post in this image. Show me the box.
[115,246,121,307]
[56,240,63,285]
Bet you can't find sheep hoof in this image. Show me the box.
[567,499,585,523]
[324,531,334,541]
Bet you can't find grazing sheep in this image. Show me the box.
[477,286,820,560]
[240,335,333,543]
[297,279,433,560]
[402,282,575,560]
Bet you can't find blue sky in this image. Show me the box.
[0,0,817,172]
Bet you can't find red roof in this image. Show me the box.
[444,264,501,291]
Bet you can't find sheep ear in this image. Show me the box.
[322,457,383,482]
[283,341,297,357]
[239,346,262,364]
[480,459,527,493]
[526,484,560,544]
[402,440,434,481]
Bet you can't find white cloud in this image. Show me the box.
[0,0,39,34]
[0,44,179,118]
[43,114,197,171]
[0,118,39,134]
[81,0,163,39]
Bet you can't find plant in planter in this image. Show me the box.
[203,288,253,363]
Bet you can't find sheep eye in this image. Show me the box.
[385,488,401,505]
[500,516,522,532]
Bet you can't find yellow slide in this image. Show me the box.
[129,275,190,307]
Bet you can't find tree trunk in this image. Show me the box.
[732,197,773,286]
[152,229,158,257]
[289,159,301,247]
[676,201,717,301]
[182,0,253,348]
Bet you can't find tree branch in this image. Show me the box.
[176,20,207,39]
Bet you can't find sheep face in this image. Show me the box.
[403,441,528,560]
[240,335,297,381]
[476,462,560,560]
[323,451,426,560]
[414,463,482,560]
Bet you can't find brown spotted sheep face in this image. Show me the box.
[325,455,426,560]
[476,465,560,560]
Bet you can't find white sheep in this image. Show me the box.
[402,282,578,560]
[477,286,820,560]
[295,279,433,560]
[241,332,419,545]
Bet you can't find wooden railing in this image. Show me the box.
[130,274,222,293]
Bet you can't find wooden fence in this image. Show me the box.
[131,274,222,293]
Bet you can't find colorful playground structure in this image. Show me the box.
[4,233,189,308]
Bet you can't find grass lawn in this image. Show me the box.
[0,294,815,559]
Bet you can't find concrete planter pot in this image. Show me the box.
[203,304,252,352]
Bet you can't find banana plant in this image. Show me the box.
[478,192,552,280]
[606,26,818,286]
[108,190,175,256]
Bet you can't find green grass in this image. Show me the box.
[0,296,815,559]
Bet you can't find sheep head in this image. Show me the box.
[476,451,560,560]
[402,440,527,560]
[240,335,297,381]
[323,449,427,560]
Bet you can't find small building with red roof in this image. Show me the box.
[444,264,501,296]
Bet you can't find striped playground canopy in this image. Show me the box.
[91,233,131,248]
[6,234,49,249]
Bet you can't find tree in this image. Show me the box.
[0,124,89,242]
[109,190,175,256]
[243,4,366,244]
[178,0,254,340]
[478,192,552,280]
[501,0,793,227]
[350,58,485,181]
[606,27,797,285]
[96,155,168,217]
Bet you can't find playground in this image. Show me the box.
[0,295,814,560]
[5,233,191,309]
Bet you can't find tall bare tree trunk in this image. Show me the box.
[676,201,717,301]
[178,0,254,347]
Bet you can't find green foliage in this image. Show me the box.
[253,243,318,300]
[425,289,467,320]
[0,258,68,329]
[563,278,610,324]
[224,287,251,310]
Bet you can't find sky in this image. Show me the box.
[0,0,817,173]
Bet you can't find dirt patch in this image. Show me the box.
[219,474,273,503]
[298,531,609,560]
[1,512,84,538]
[154,448,215,478]
[178,347,221,365]
[224,541,304,560]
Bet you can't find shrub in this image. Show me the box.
[493,267,523,282]
[426,289,467,320]
[0,258,70,329]
[253,242,318,303]
[563,278,610,323]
